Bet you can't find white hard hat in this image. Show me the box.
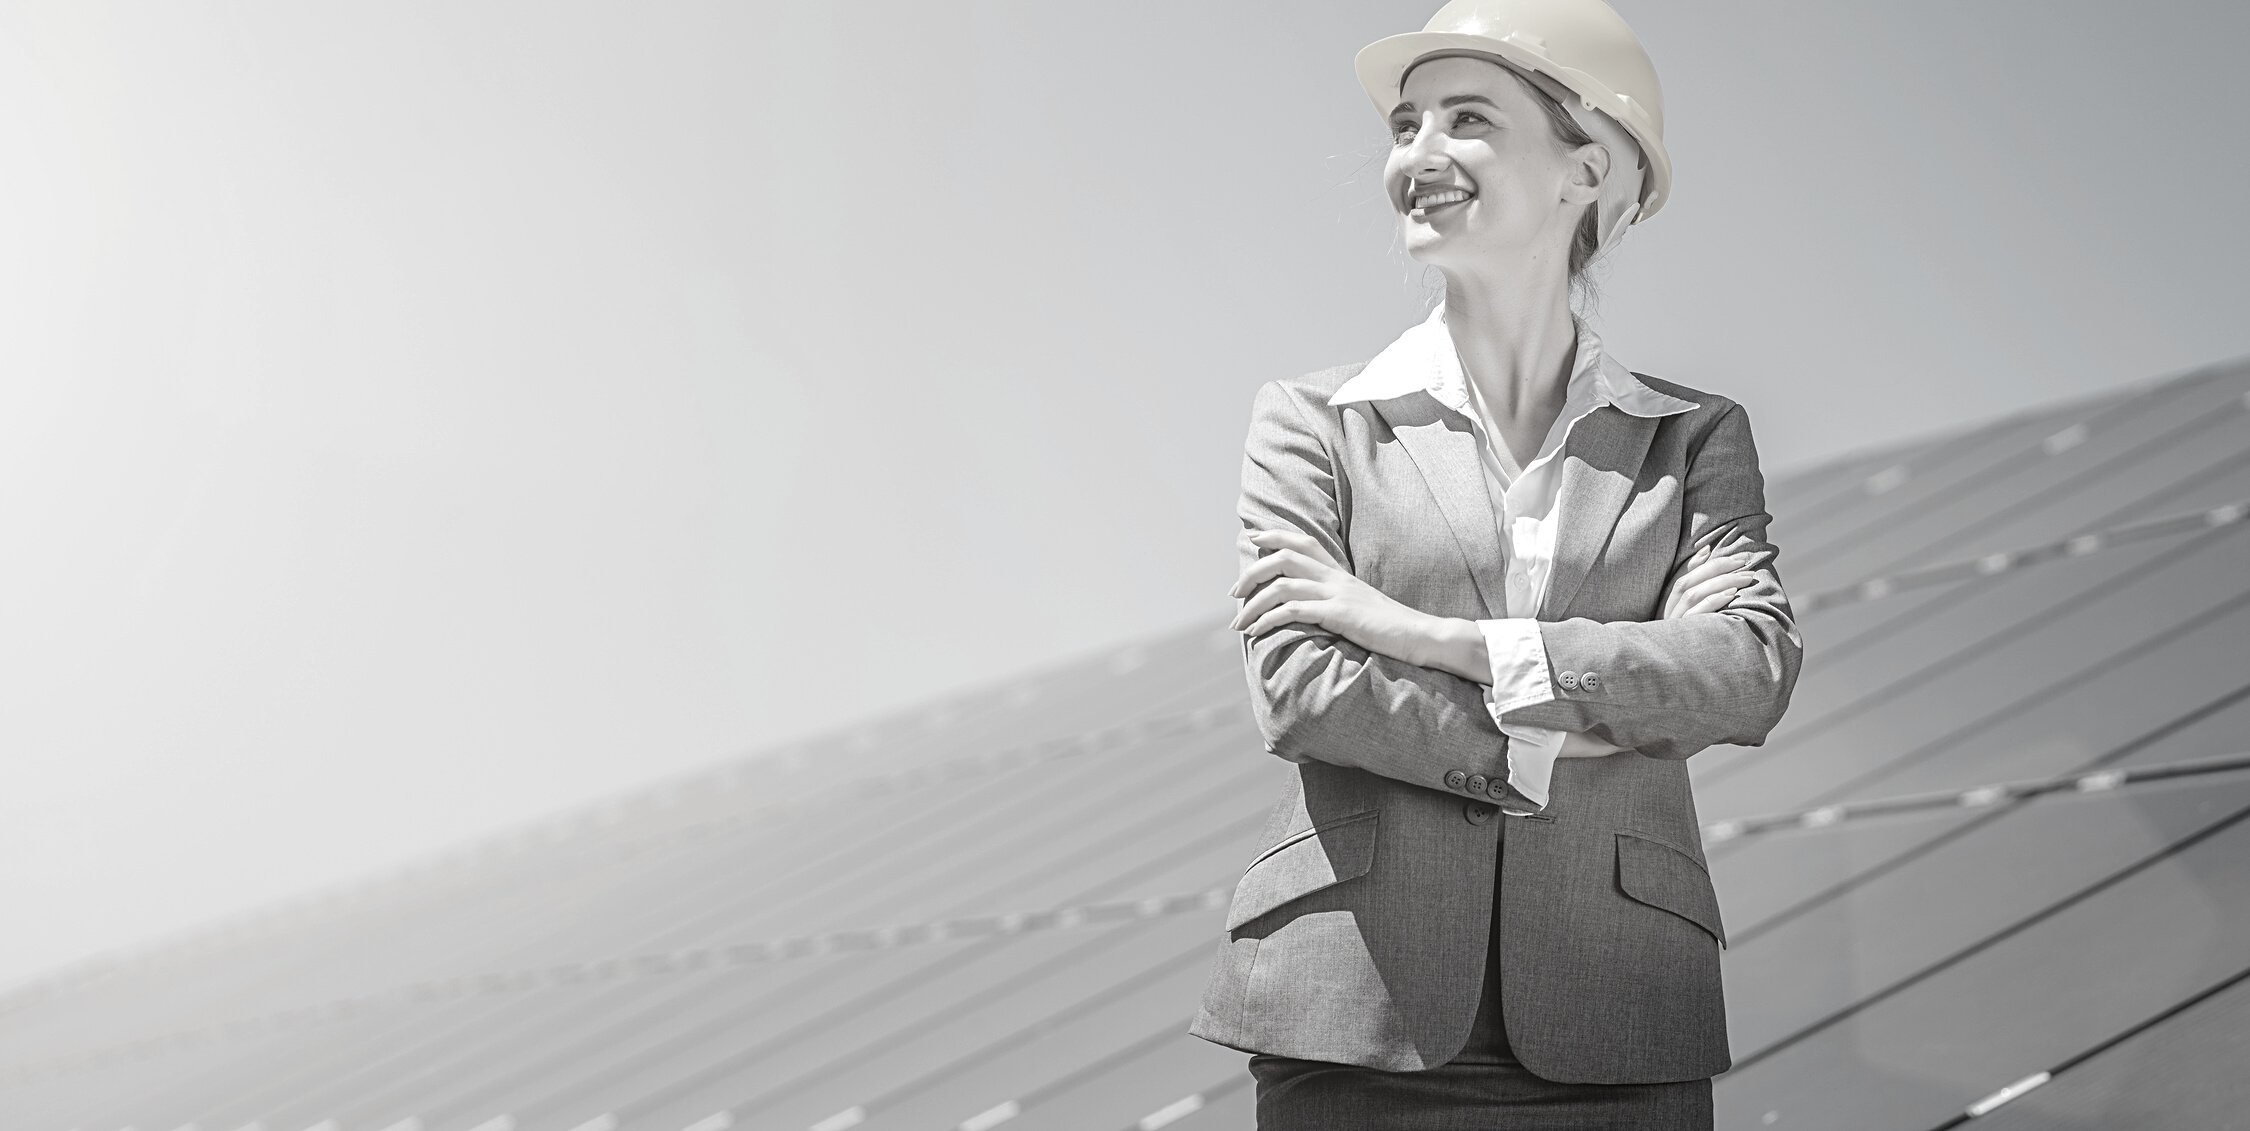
[1357,0,1672,258]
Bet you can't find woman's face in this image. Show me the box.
[1384,56,1604,277]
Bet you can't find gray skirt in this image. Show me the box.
[1248,816,1713,1130]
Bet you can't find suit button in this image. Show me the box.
[1580,670,1601,691]
[1445,770,1468,790]
[1558,671,1580,691]
[1467,774,1489,795]
[1464,802,1495,825]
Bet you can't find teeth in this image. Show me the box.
[1413,189,1470,209]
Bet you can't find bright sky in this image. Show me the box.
[1,0,2244,988]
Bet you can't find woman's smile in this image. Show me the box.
[1409,184,1476,215]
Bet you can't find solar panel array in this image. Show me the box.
[5,359,2248,1131]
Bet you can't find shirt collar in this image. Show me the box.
[1329,304,1699,419]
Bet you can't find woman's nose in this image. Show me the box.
[1402,116,1449,174]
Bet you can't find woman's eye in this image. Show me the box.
[1390,121,1419,142]
[1452,112,1489,128]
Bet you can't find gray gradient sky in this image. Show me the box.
[1,0,2244,987]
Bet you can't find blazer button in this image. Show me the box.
[1464,802,1495,825]
[1558,671,1581,691]
[1445,770,1468,790]
[1467,774,1489,795]
[1580,670,1602,691]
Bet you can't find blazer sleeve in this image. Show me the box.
[1500,402,1803,759]
[1236,379,1512,792]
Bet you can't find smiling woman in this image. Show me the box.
[1188,2,1802,1129]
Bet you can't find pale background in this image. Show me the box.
[1,0,2244,988]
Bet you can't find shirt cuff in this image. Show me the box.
[1497,722,1567,811]
[1476,619,1563,809]
[1477,618,1557,714]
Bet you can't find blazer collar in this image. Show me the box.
[1332,306,1689,620]
[1327,304,1699,421]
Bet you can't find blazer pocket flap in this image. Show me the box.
[1225,810,1378,930]
[1616,831,1726,946]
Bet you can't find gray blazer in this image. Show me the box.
[1190,363,1801,1083]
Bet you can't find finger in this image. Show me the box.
[1230,578,1323,630]
[1230,548,1332,597]
[1668,552,1750,595]
[1679,570,1758,609]
[1683,585,1746,616]
[1664,558,1728,618]
[1244,600,1322,638]
[1249,528,1342,571]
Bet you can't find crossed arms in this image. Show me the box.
[1230,380,1802,793]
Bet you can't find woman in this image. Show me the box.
[1188,1,1802,1127]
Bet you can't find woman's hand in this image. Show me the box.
[1664,544,1759,619]
[1229,529,1485,680]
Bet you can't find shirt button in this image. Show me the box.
[1445,770,1468,790]
[1464,802,1495,825]
[1580,671,1602,692]
[1558,671,1581,691]
[1467,774,1489,795]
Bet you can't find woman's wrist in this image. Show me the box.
[1410,615,1490,683]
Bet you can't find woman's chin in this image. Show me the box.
[1400,226,1471,268]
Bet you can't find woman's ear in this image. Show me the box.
[1562,141,1611,206]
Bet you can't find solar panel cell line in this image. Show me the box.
[1711,809,1990,939]
[1144,1073,1256,1131]
[1712,796,2250,1131]
[502,772,1274,1128]
[1708,675,2250,939]
[299,747,1275,1129]
[1699,583,2250,936]
[30,710,1269,1124]
[1791,431,2250,712]
[0,836,760,1128]
[0,674,1251,1070]
[1761,379,2143,550]
[1718,774,2250,1062]
[666,915,1222,1131]
[821,932,1215,1131]
[947,1027,1243,1131]
[1695,525,2250,817]
[1828,591,2250,805]
[667,920,1219,1131]
[1775,376,2196,578]
[1783,368,2243,584]
[540,807,1266,1129]
[677,915,1199,1131]
[1715,520,2215,752]
[92,781,1016,1128]
[1873,387,2250,578]
[1967,966,2250,1130]
[1766,441,2250,706]
[1790,367,2250,592]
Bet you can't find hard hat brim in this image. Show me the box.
[1355,30,1672,221]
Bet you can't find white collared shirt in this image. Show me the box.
[1327,305,1698,809]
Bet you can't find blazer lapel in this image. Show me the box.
[1372,394,1510,619]
[1542,407,1659,619]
